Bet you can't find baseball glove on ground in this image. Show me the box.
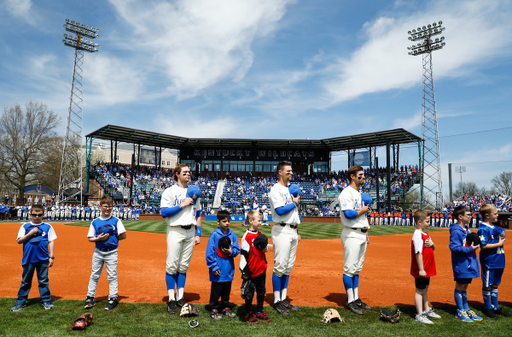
[180,303,199,317]
[321,308,345,323]
[241,279,255,301]
[380,308,401,323]
[67,313,93,330]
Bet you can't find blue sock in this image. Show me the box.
[343,274,354,303]
[454,289,464,310]
[272,273,281,293]
[491,288,499,309]
[165,273,178,291]
[177,272,186,289]
[281,275,289,292]
[462,290,469,310]
[353,274,359,299]
[482,289,492,309]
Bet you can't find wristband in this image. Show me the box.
[49,256,55,259]
[195,226,202,237]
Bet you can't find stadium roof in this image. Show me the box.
[86,125,422,152]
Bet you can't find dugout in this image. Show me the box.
[85,125,423,211]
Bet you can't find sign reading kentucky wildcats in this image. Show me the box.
[350,151,370,167]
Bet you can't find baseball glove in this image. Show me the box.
[67,312,93,330]
[380,308,401,323]
[180,303,199,317]
[321,308,344,323]
[241,279,255,301]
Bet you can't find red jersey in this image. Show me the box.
[240,230,267,278]
[410,229,436,278]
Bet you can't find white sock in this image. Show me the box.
[346,288,354,303]
[353,287,359,301]
[177,288,184,300]
[168,290,175,301]
[281,288,288,302]
[274,291,281,303]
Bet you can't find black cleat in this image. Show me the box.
[482,308,497,319]
[167,300,177,315]
[272,301,290,315]
[355,298,373,310]
[176,298,186,308]
[346,301,364,315]
[282,298,300,312]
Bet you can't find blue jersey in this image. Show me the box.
[89,216,125,250]
[477,222,505,269]
[18,222,57,265]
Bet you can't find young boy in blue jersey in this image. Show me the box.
[11,204,57,311]
[477,204,511,318]
[206,210,240,320]
[84,195,127,311]
[449,206,482,322]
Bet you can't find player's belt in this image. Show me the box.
[351,227,368,233]
[181,225,192,230]
[97,247,117,252]
[278,223,298,229]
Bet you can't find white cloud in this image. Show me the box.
[4,0,31,19]
[108,0,294,99]
[323,0,512,105]
[155,114,239,138]
[393,111,421,129]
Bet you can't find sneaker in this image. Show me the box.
[167,300,177,315]
[256,310,271,322]
[210,308,223,320]
[272,301,290,315]
[222,307,237,318]
[425,307,441,319]
[355,298,373,310]
[176,298,187,308]
[10,303,26,312]
[245,313,259,324]
[84,297,96,309]
[346,301,364,315]
[482,308,497,319]
[105,299,118,311]
[466,309,483,321]
[455,309,473,322]
[41,301,54,310]
[494,308,512,317]
[282,298,300,312]
[415,313,433,324]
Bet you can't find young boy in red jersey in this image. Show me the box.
[411,210,440,324]
[240,210,270,324]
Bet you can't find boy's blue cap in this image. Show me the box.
[289,184,301,197]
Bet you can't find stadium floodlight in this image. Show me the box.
[407,21,446,210]
[58,19,100,205]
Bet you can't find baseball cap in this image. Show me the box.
[253,234,268,250]
[218,236,232,250]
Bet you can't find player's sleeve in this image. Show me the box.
[477,227,489,245]
[17,225,25,240]
[448,229,473,254]
[47,225,57,242]
[205,235,219,272]
[87,223,96,238]
[412,231,423,254]
[338,191,354,211]
[230,232,240,257]
[239,233,251,276]
[275,202,296,216]
[116,220,127,235]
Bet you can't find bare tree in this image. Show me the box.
[453,182,479,199]
[491,172,512,195]
[0,102,61,205]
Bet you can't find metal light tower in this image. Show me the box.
[58,19,99,204]
[407,21,446,210]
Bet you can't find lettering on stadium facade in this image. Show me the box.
[181,148,327,161]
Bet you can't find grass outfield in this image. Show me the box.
[2,298,512,337]
[63,220,449,239]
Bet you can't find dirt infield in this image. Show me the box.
[1,222,511,307]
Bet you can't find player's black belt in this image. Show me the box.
[181,225,192,230]
[351,227,368,233]
[97,247,117,252]
[278,223,298,229]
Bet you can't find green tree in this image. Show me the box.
[0,102,61,205]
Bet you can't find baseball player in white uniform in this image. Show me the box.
[338,165,373,315]
[269,161,300,315]
[160,163,202,315]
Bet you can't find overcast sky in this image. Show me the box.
[1,0,511,197]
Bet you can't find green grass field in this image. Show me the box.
[4,221,510,336]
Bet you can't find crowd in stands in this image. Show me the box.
[443,194,512,213]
